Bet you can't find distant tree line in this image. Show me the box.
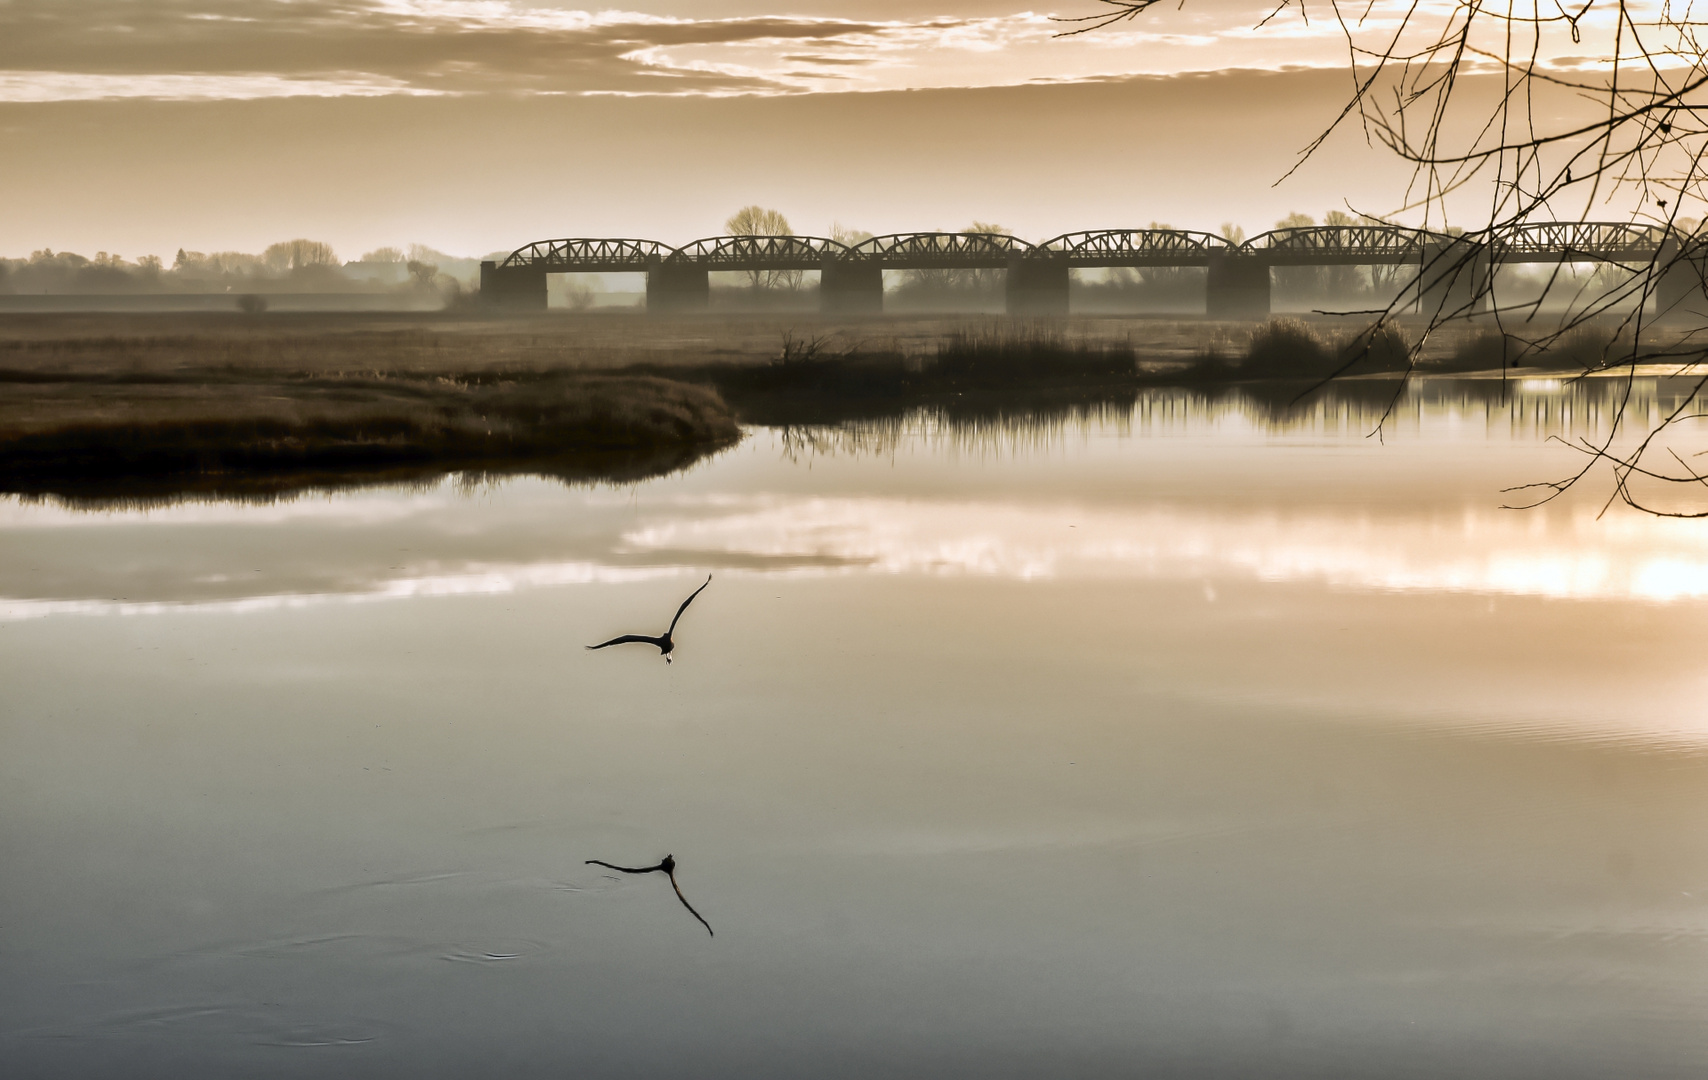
[0,240,492,295]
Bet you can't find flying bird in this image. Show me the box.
[585,854,713,936]
[586,574,712,663]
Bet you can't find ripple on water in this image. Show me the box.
[255,1021,381,1049]
[438,938,544,964]
[77,1003,387,1050]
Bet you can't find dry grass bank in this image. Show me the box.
[0,310,1403,376]
[0,368,740,499]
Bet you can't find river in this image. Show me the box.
[3,378,1706,1078]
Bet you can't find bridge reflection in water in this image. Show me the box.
[480,223,1708,319]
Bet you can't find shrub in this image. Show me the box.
[1240,319,1331,377]
[1336,323,1411,374]
[1437,326,1627,372]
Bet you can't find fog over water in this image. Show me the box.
[3,379,1708,1078]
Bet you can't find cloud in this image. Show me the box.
[0,2,1068,99]
[0,1,1677,102]
[0,71,445,103]
[0,0,1366,101]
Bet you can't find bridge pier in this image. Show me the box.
[1005,256,1070,316]
[645,258,709,313]
[820,260,884,313]
[1417,240,1491,317]
[480,261,547,311]
[1205,254,1270,318]
[1656,237,1708,318]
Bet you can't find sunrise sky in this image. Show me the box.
[0,1,1632,261]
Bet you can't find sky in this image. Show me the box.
[0,0,1644,261]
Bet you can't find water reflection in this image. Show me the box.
[780,373,1705,459]
[5,377,1707,617]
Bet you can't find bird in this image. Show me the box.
[585,854,713,936]
[586,574,712,663]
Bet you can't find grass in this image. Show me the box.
[0,368,740,500]
[688,325,1143,425]
[699,320,1415,425]
[1184,319,1412,380]
[1434,325,1639,373]
[934,326,1138,379]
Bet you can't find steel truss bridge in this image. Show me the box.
[480,223,1699,317]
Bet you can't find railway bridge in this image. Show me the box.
[479,223,1706,318]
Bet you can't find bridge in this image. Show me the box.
[480,223,1706,318]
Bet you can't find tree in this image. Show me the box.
[962,222,1012,290]
[361,247,405,264]
[908,222,1014,293]
[407,260,439,290]
[724,205,798,290]
[725,206,791,237]
[1272,211,1367,301]
[1067,1,1708,515]
[828,222,873,248]
[262,239,338,275]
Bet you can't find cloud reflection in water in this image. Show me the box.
[4,484,1708,620]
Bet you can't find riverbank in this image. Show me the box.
[0,368,740,502]
[1,310,1684,501]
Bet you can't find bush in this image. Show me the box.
[1336,323,1411,374]
[1184,320,1411,380]
[1436,326,1627,372]
[934,326,1136,379]
[1240,319,1331,377]
[235,293,267,315]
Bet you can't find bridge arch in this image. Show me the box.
[846,232,1036,267]
[1491,221,1671,261]
[668,235,850,269]
[500,238,673,273]
[1241,226,1442,264]
[1038,229,1233,266]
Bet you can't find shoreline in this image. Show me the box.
[0,368,741,502]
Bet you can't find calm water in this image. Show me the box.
[3,380,1708,1079]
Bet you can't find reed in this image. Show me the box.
[0,369,740,493]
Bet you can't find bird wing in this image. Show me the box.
[586,635,665,651]
[667,574,713,636]
[667,870,714,937]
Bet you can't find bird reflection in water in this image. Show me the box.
[587,854,714,936]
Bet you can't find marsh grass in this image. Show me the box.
[1436,325,1638,373]
[694,321,1425,426]
[693,325,1142,424]
[1183,319,1412,380]
[934,326,1138,379]
[0,369,740,497]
